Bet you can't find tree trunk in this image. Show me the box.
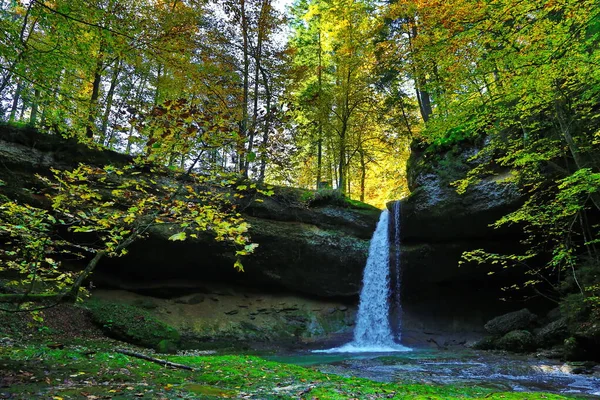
[239,0,250,174]
[316,21,323,190]
[86,49,105,139]
[258,66,272,182]
[359,148,366,202]
[100,60,121,144]
[9,80,22,122]
[409,19,432,123]
[29,88,40,126]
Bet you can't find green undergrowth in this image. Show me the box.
[0,341,581,399]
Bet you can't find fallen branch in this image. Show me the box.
[115,349,196,371]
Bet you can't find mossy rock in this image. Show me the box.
[85,300,180,351]
[536,318,568,346]
[471,336,498,350]
[484,309,537,335]
[156,339,178,354]
[496,330,536,353]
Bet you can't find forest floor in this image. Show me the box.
[0,340,585,400]
[0,306,589,399]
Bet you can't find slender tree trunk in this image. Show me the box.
[409,20,432,122]
[18,90,27,120]
[338,118,347,193]
[359,148,366,202]
[86,47,105,139]
[9,80,22,122]
[246,0,270,177]
[126,76,147,154]
[316,21,323,189]
[29,88,40,126]
[239,0,250,174]
[258,66,272,182]
[100,60,121,144]
[154,64,163,106]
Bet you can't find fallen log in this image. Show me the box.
[115,349,196,371]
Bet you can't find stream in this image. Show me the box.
[266,349,600,397]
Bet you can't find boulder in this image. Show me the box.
[496,330,537,352]
[484,309,538,335]
[536,318,568,346]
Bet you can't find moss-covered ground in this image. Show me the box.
[0,340,585,399]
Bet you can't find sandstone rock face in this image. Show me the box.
[100,212,374,298]
[399,143,522,242]
[389,143,537,337]
[0,127,379,298]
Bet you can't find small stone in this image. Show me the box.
[225,310,239,315]
[338,305,348,311]
[175,294,205,305]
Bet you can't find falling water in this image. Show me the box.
[314,209,410,353]
[393,201,403,341]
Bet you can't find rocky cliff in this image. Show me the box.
[0,126,380,299]
[393,142,532,341]
[0,126,384,345]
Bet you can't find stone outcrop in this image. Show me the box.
[399,142,522,242]
[0,126,379,299]
[392,142,534,336]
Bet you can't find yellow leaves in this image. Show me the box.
[233,259,244,272]
[168,232,187,241]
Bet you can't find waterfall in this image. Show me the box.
[392,201,403,341]
[314,208,410,353]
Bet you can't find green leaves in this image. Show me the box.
[168,232,187,241]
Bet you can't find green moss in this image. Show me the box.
[85,300,180,351]
[157,339,178,354]
[496,330,536,352]
[0,342,581,400]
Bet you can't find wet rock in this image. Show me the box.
[496,330,536,352]
[536,318,568,346]
[484,309,537,335]
[471,336,498,350]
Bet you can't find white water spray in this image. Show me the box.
[314,209,410,353]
